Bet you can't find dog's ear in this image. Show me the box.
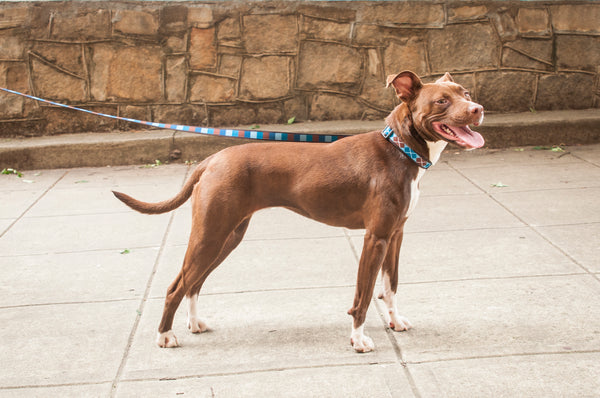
[386,71,423,102]
[436,72,454,83]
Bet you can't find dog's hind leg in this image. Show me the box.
[186,217,251,334]
[157,214,251,347]
[157,270,186,347]
[378,230,413,332]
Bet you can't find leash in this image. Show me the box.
[1,87,431,168]
[0,87,346,143]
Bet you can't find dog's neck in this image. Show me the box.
[385,104,447,167]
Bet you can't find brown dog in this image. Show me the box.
[113,71,484,353]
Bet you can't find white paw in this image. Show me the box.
[187,318,208,334]
[156,330,179,348]
[350,326,375,353]
[388,312,413,332]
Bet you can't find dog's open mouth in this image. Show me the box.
[432,122,485,149]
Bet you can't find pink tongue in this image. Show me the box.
[455,125,485,148]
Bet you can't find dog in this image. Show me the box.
[113,71,484,353]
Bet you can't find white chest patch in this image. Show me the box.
[406,169,424,217]
[406,140,447,218]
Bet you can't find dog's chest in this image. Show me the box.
[406,140,446,217]
[406,168,425,217]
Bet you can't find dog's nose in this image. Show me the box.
[470,104,483,115]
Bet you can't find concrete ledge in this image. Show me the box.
[1,109,599,170]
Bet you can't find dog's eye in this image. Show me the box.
[464,91,471,99]
[435,98,448,105]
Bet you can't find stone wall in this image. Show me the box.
[0,1,598,137]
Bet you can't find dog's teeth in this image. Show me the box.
[442,126,456,136]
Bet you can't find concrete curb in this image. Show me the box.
[1,109,599,170]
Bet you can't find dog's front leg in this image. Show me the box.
[187,293,208,333]
[379,231,413,332]
[348,231,389,353]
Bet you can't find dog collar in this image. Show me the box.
[381,126,432,169]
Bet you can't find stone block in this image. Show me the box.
[301,17,351,43]
[31,58,87,103]
[309,93,364,120]
[284,97,307,121]
[358,2,444,27]
[516,8,550,37]
[256,104,284,124]
[0,63,24,117]
[0,91,23,118]
[0,61,28,93]
[209,104,255,126]
[189,73,236,103]
[90,44,162,102]
[243,14,298,53]
[219,54,242,78]
[476,72,536,112]
[0,7,28,29]
[113,10,159,36]
[190,27,217,70]
[166,56,187,103]
[42,105,118,134]
[188,7,213,28]
[384,38,428,76]
[50,8,111,40]
[239,56,291,100]
[353,24,384,46]
[160,6,187,33]
[217,17,240,40]
[502,39,553,71]
[298,5,356,22]
[551,4,600,34]
[30,43,85,76]
[360,74,395,111]
[118,105,149,129]
[366,49,381,77]
[164,34,188,54]
[448,5,488,22]
[0,32,25,60]
[297,41,363,93]
[556,35,600,73]
[535,73,595,110]
[355,25,429,49]
[429,23,500,74]
[153,104,207,127]
[491,10,518,41]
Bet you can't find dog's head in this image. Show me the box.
[387,71,484,149]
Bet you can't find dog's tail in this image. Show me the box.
[112,160,207,214]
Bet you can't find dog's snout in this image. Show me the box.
[469,104,483,115]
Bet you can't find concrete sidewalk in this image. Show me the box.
[1,143,599,397]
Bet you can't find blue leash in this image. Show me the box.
[2,87,432,169]
[0,87,347,143]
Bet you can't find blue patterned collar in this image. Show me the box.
[381,126,432,169]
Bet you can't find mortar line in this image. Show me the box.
[447,162,600,285]
[570,150,600,168]
[0,171,68,239]
[406,348,600,366]
[109,166,192,397]
[0,380,111,392]
[373,298,423,398]
[0,297,139,310]
[118,361,397,385]
[4,270,588,311]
